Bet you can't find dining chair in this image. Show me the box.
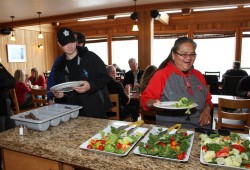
[10,88,34,114]
[215,98,250,134]
[205,71,220,80]
[106,93,131,121]
[31,88,48,108]
[203,75,219,94]
[9,88,20,114]
[221,75,245,96]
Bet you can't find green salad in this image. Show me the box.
[200,133,250,169]
[86,126,143,154]
[172,97,194,114]
[138,128,193,160]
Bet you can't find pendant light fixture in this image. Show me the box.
[37,12,43,39]
[10,16,16,41]
[130,0,139,31]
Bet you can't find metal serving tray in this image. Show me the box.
[11,104,82,131]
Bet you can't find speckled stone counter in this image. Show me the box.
[0,117,224,170]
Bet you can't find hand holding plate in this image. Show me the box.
[73,80,89,93]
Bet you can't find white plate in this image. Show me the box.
[50,81,83,92]
[133,127,195,162]
[153,101,198,110]
[79,122,148,157]
[200,134,250,169]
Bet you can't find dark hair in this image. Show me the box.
[158,37,197,69]
[140,65,157,92]
[74,32,86,46]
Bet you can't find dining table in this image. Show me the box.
[0,117,227,170]
[211,94,242,105]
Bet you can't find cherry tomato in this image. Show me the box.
[90,139,96,145]
[202,145,208,152]
[145,145,150,148]
[245,164,250,168]
[182,132,188,136]
[171,141,178,146]
[170,137,175,142]
[97,145,105,151]
[100,140,106,144]
[216,149,229,158]
[87,144,93,149]
[231,144,245,153]
[158,142,166,146]
[116,142,122,149]
[177,153,185,160]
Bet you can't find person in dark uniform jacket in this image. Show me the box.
[0,63,16,170]
[53,28,112,118]
[123,58,144,92]
[237,75,250,99]
[222,61,248,83]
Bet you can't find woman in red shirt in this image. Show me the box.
[28,68,46,88]
[14,70,33,108]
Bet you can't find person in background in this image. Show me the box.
[112,63,124,73]
[106,65,139,121]
[53,27,112,118]
[123,58,144,92]
[0,63,16,170]
[47,31,86,104]
[141,37,213,129]
[139,65,157,93]
[222,61,248,83]
[237,75,250,99]
[28,68,46,88]
[14,70,33,109]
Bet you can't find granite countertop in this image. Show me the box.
[0,117,224,170]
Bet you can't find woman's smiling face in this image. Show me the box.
[172,42,196,72]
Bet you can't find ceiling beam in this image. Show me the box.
[0,0,250,27]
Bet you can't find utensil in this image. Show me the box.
[118,120,144,130]
[194,126,230,136]
[158,124,181,137]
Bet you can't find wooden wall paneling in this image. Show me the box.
[138,10,154,70]
[107,32,112,65]
[235,27,242,61]
[0,26,57,77]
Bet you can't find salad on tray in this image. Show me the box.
[134,126,194,161]
[80,124,148,156]
[200,133,250,169]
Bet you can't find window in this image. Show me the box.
[152,34,187,67]
[241,31,250,74]
[193,33,235,81]
[86,37,108,64]
[112,36,138,72]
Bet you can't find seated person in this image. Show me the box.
[222,61,248,83]
[112,63,124,73]
[139,65,157,93]
[28,68,46,88]
[14,70,33,109]
[106,65,139,121]
[123,58,144,92]
[237,75,250,99]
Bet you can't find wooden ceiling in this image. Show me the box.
[1,0,250,28]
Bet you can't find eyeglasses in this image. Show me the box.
[174,51,197,58]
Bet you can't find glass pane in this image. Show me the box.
[241,31,250,74]
[152,39,175,67]
[112,40,138,72]
[194,37,235,82]
[86,42,108,64]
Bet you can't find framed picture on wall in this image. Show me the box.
[7,44,26,62]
